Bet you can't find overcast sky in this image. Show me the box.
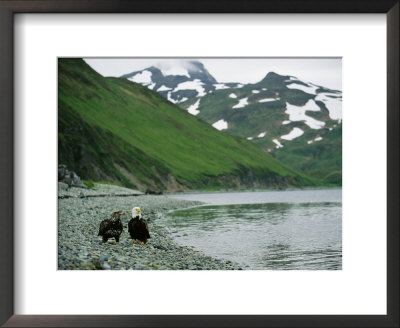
[84,58,342,91]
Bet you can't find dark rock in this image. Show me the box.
[58,164,68,180]
[134,264,144,270]
[102,262,111,270]
[145,189,163,195]
[99,254,108,262]
[58,164,87,189]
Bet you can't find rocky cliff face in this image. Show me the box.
[58,164,87,188]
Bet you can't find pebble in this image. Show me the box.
[58,187,242,270]
[102,262,111,270]
[134,264,144,270]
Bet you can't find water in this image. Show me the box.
[164,189,341,270]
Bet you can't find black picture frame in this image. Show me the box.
[0,0,398,327]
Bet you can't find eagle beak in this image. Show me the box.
[138,209,141,213]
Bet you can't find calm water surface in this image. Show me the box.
[164,189,341,270]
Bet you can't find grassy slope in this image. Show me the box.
[58,59,318,190]
[271,125,342,185]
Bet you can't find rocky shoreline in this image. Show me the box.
[58,184,242,270]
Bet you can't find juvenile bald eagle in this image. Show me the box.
[98,210,124,244]
[128,207,150,245]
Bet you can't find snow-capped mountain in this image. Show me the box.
[181,71,342,184]
[122,61,342,184]
[180,71,341,146]
[120,60,243,104]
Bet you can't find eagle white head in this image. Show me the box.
[132,207,142,219]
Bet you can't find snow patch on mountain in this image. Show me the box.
[281,127,304,140]
[147,83,156,90]
[232,97,249,109]
[252,90,260,94]
[259,98,277,103]
[161,66,190,78]
[308,136,323,144]
[282,120,291,125]
[214,83,230,90]
[247,137,254,140]
[257,132,267,138]
[229,93,237,99]
[129,70,152,84]
[286,82,319,95]
[284,76,298,82]
[168,92,187,104]
[174,79,206,97]
[212,119,228,130]
[315,92,342,121]
[303,99,320,111]
[187,99,201,115]
[273,139,284,149]
[167,92,177,103]
[158,85,172,92]
[285,100,325,129]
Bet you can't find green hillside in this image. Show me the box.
[271,125,342,185]
[58,59,318,191]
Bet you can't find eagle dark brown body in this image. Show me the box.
[128,216,150,244]
[98,210,124,243]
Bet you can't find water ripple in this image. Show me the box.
[162,192,342,270]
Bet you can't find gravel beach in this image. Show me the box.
[58,184,241,270]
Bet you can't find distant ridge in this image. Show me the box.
[118,61,342,185]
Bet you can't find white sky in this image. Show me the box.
[84,58,342,91]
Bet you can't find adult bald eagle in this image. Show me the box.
[128,207,150,245]
[98,210,124,244]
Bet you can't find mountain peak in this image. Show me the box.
[263,72,286,80]
[154,60,216,82]
[185,60,205,72]
[121,60,218,103]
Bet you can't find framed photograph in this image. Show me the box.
[1,1,398,327]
